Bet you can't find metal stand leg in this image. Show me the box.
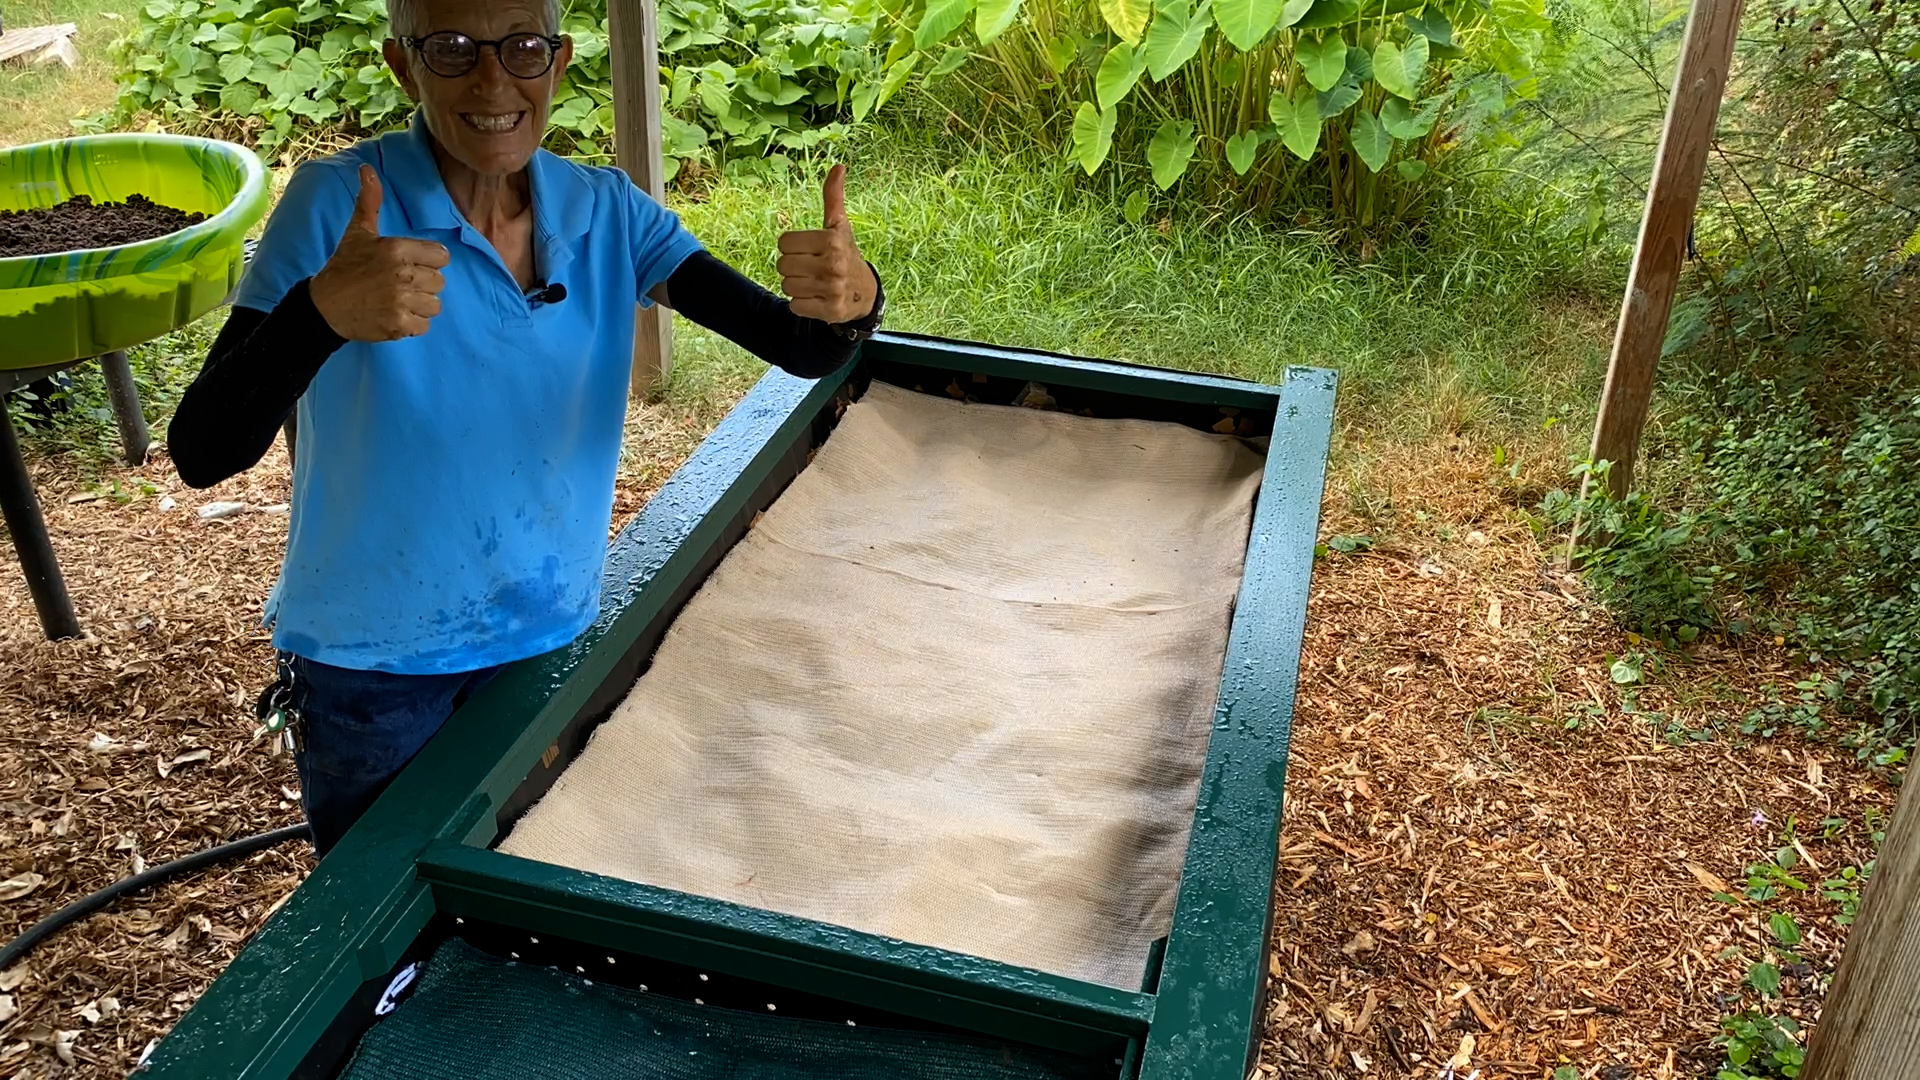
[0,393,81,640]
[99,350,151,466]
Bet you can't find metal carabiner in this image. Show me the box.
[255,655,303,753]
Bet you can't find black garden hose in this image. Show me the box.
[0,823,311,971]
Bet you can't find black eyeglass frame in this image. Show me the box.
[399,31,566,79]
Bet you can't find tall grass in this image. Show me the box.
[0,0,143,148]
[673,123,1616,436]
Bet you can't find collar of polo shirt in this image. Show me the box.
[378,109,597,288]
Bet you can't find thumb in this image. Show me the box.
[821,164,847,230]
[346,164,384,237]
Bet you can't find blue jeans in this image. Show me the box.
[284,654,501,856]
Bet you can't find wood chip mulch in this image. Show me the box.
[1260,439,1894,1080]
[0,407,1896,1079]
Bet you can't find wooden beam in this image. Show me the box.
[1586,0,1742,497]
[1801,774,1920,1080]
[607,0,672,398]
[0,23,79,69]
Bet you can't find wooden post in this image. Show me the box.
[1586,0,1742,497]
[1801,774,1920,1080]
[607,0,672,397]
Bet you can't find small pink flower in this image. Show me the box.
[1751,809,1770,827]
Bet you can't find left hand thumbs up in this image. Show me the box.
[778,164,878,325]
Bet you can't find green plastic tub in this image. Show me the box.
[0,133,270,370]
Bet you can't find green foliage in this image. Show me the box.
[1146,118,1196,189]
[1679,0,1920,363]
[1543,376,1920,759]
[109,0,887,175]
[877,0,1563,225]
[15,316,222,468]
[1715,939,1811,1079]
[1071,100,1117,172]
[1716,899,1812,1078]
[1767,912,1802,948]
[1716,1008,1806,1079]
[1569,1,1920,755]
[1742,847,1810,904]
[1820,861,1873,927]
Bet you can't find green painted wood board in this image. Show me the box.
[140,334,1336,1080]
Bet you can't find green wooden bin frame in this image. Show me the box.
[140,333,1336,1080]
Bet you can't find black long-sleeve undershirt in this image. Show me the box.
[167,250,877,489]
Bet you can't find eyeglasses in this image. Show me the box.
[399,31,564,79]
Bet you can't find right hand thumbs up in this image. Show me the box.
[311,165,451,342]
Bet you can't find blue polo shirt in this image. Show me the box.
[233,112,704,674]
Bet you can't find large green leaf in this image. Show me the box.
[697,72,733,117]
[851,78,882,121]
[1225,128,1262,174]
[1380,95,1437,139]
[1142,0,1211,81]
[1293,0,1357,29]
[218,80,261,114]
[914,0,974,50]
[1044,35,1077,74]
[1071,101,1118,174]
[1147,119,1197,189]
[1099,0,1151,43]
[1372,33,1427,99]
[250,33,294,64]
[287,45,321,83]
[975,0,1023,44]
[876,51,920,108]
[211,23,250,52]
[1278,0,1314,27]
[928,45,971,77]
[217,51,253,82]
[1295,32,1344,91]
[1215,50,1243,87]
[1214,0,1282,52]
[1351,109,1392,172]
[1096,41,1148,110]
[1267,84,1320,160]
[551,95,596,130]
[1404,7,1451,47]
[1315,70,1361,118]
[1344,43,1372,81]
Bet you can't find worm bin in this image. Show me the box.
[1,133,268,370]
[140,333,1337,1080]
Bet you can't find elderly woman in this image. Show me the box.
[166,0,884,855]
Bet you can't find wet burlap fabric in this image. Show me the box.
[500,381,1264,989]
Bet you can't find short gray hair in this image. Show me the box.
[386,0,562,37]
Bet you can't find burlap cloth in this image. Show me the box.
[500,381,1264,989]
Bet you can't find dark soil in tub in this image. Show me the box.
[0,194,208,258]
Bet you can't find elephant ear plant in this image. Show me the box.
[887,0,1555,226]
